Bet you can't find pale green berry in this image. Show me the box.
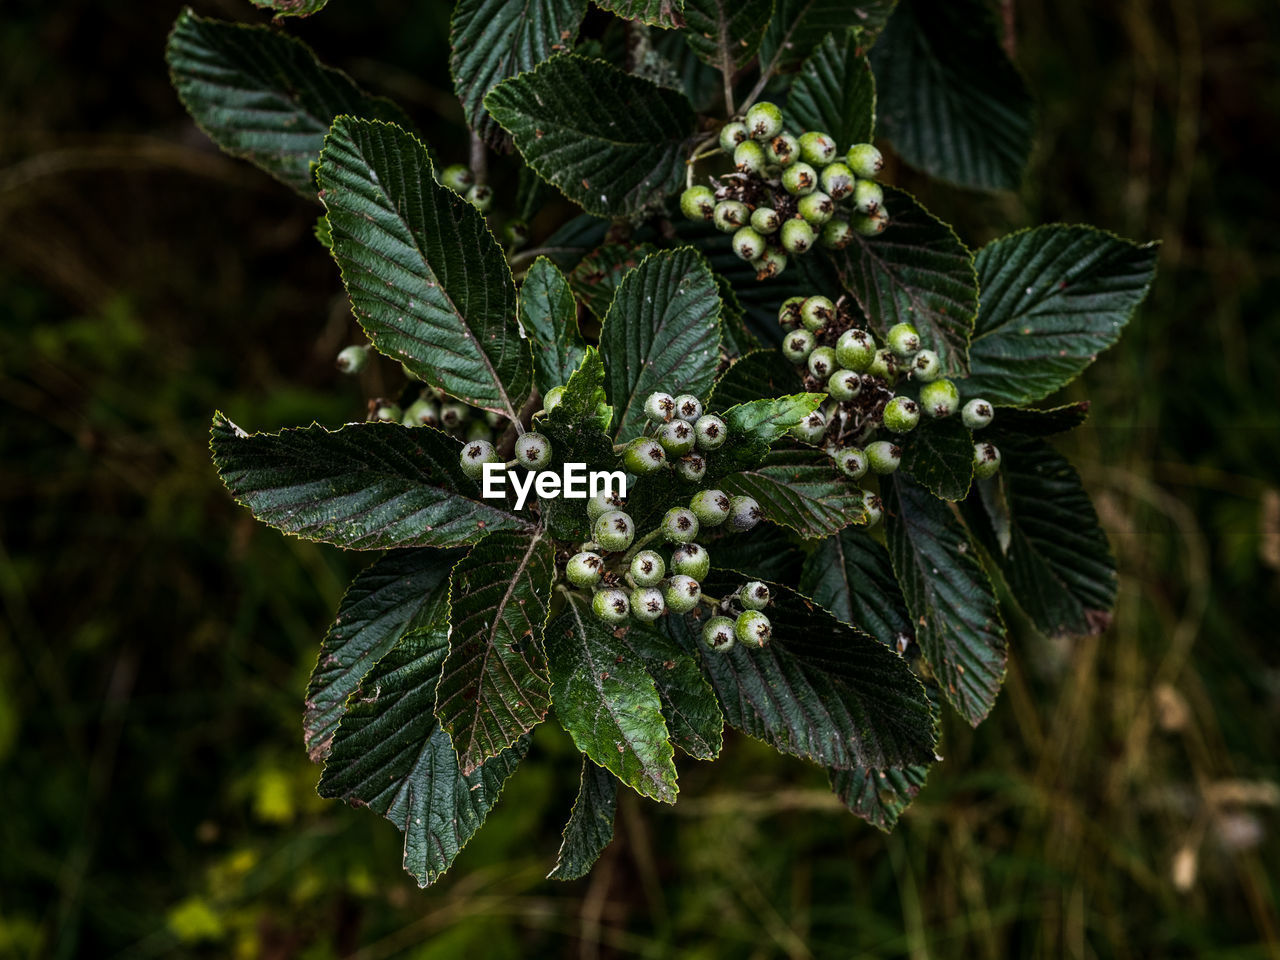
[798,191,834,225]
[673,394,703,422]
[861,491,884,527]
[690,489,731,526]
[466,184,493,211]
[630,586,666,622]
[886,322,920,358]
[440,402,467,430]
[821,218,853,249]
[798,131,837,166]
[502,219,529,248]
[680,185,716,221]
[336,344,370,374]
[629,550,666,587]
[404,397,439,426]
[835,328,876,371]
[665,575,701,614]
[662,506,700,543]
[766,131,799,167]
[819,162,855,200]
[782,162,818,196]
[694,414,727,449]
[882,396,921,434]
[623,437,667,474]
[644,391,676,423]
[587,490,625,522]
[827,369,862,401]
[659,418,696,457]
[780,218,815,255]
[808,346,837,380]
[702,616,736,652]
[373,403,402,422]
[853,179,884,215]
[733,226,767,261]
[566,551,604,587]
[745,101,784,140]
[835,447,868,479]
[671,542,710,580]
[868,348,899,383]
[734,139,768,175]
[714,199,750,232]
[751,247,788,279]
[675,453,707,482]
[962,399,995,430]
[726,495,762,532]
[740,581,771,610]
[593,587,631,624]
[719,121,749,153]
[911,350,942,382]
[515,431,552,468]
[401,362,424,382]
[790,409,827,442]
[866,440,902,475]
[751,207,781,234]
[778,296,805,330]
[973,442,1002,479]
[845,143,884,179]
[543,385,567,415]
[853,210,889,236]
[800,295,836,331]
[782,329,817,363]
[459,439,500,479]
[919,378,960,418]
[441,164,474,193]
[735,609,772,647]
[594,510,636,552]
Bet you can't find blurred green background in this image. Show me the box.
[2,1,1279,957]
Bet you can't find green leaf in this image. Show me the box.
[825,187,978,378]
[599,248,722,442]
[305,548,460,761]
[963,435,1117,637]
[712,275,758,359]
[436,531,555,773]
[595,0,687,28]
[989,402,1090,437]
[545,594,678,803]
[707,524,807,583]
[682,0,773,73]
[485,54,696,217]
[210,415,531,549]
[621,625,724,759]
[963,226,1160,404]
[709,350,806,409]
[248,0,328,15]
[719,442,866,539]
[827,765,928,831]
[569,243,659,320]
[533,213,612,270]
[318,118,532,420]
[552,347,611,423]
[520,257,587,397]
[707,394,825,476]
[318,624,528,888]
[882,474,1006,725]
[786,29,876,147]
[450,0,589,144]
[759,0,896,72]
[166,9,408,197]
[800,527,911,648]
[668,574,936,769]
[548,758,618,880]
[898,415,973,501]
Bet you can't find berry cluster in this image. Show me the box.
[679,100,890,280]
[777,296,1002,504]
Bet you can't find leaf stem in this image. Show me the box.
[469,131,487,186]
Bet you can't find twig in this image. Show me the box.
[469,130,487,185]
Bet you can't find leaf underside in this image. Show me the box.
[548,757,619,880]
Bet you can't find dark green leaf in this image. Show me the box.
[882,474,1006,725]
[759,0,896,72]
[318,118,532,419]
[569,243,659,320]
[826,187,978,377]
[595,0,687,27]
[318,624,528,888]
[682,0,773,73]
[166,9,408,197]
[707,523,807,583]
[211,415,532,549]
[532,213,612,270]
[709,350,806,409]
[436,531,555,773]
[599,248,722,442]
[548,758,618,880]
[248,0,328,14]
[546,594,679,802]
[989,402,1090,437]
[305,548,460,761]
[553,347,611,423]
[450,0,589,144]
[898,415,973,501]
[719,442,866,539]
[964,225,1159,404]
[800,527,911,647]
[827,764,928,831]
[870,0,1032,190]
[622,625,724,759]
[520,257,587,397]
[485,54,696,217]
[652,27,723,113]
[787,30,876,147]
[707,394,825,476]
[713,275,758,359]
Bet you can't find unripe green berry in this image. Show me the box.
[726,495,762,532]
[404,397,439,426]
[623,437,667,474]
[675,453,707,482]
[919,378,960,418]
[733,226,767,261]
[702,616,736,652]
[800,295,836,331]
[402,361,424,382]
[689,489,731,526]
[693,414,727,451]
[819,162,855,200]
[539,386,566,416]
[827,369,862,401]
[713,200,750,232]
[586,490,625,522]
[835,447,868,479]
[808,345,837,380]
[664,575,701,614]
[782,329,817,363]
[644,391,676,423]
[861,491,884,527]
[734,139,768,175]
[835,328,876,371]
[673,394,703,422]
[782,162,818,196]
[593,587,631,624]
[745,101,783,140]
[853,179,884,215]
[911,350,942,382]
[790,409,827,442]
[798,131,838,166]
[886,322,921,358]
[778,296,805,330]
[593,510,636,552]
[973,442,1002,479]
[441,164,474,193]
[680,185,716,221]
[336,344,370,374]
[845,143,884,180]
[868,348,899,383]
[459,439,500,479]
[740,581,771,610]
[820,218,853,249]
[866,440,902,475]
[502,219,529,248]
[466,184,493,211]
[515,431,552,468]
[630,586,666,622]
[766,131,799,167]
[735,609,772,647]
[853,210,889,236]
[374,403,402,422]
[566,552,604,587]
[629,549,666,586]
[751,247,788,279]
[440,402,467,430]
[671,542,710,580]
[719,121,749,153]
[798,191,834,225]
[780,218,815,255]
[751,207,781,234]
[662,506,700,543]
[882,396,921,434]
[659,418,696,457]
[962,398,994,430]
